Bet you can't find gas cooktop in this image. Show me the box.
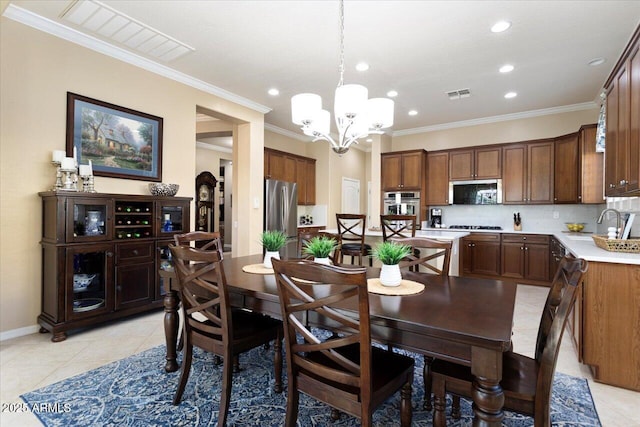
[448,225,503,230]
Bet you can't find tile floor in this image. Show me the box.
[1,284,639,426]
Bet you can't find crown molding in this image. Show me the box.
[392,102,598,136]
[2,4,271,115]
[196,141,233,154]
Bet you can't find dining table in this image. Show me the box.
[159,253,516,427]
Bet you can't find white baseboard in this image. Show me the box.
[0,324,40,342]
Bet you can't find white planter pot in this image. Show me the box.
[263,251,280,268]
[314,257,332,265]
[379,264,402,287]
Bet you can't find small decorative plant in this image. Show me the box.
[303,236,338,258]
[372,241,412,265]
[260,230,288,252]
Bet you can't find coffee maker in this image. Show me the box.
[430,208,443,228]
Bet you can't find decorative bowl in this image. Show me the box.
[565,222,586,232]
[73,274,96,292]
[149,183,179,197]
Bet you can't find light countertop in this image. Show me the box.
[553,232,640,265]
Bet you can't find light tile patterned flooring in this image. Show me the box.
[1,284,639,426]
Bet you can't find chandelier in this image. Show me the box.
[291,0,394,155]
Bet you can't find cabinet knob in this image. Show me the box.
[525,247,529,251]
[620,179,628,186]
[609,183,616,188]
[133,250,139,256]
[520,247,524,250]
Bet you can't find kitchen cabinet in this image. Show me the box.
[503,141,554,204]
[604,26,640,196]
[553,132,580,203]
[381,150,426,191]
[425,151,449,205]
[265,148,296,183]
[579,261,640,391]
[264,148,316,205]
[296,157,316,205]
[38,192,191,342]
[579,124,605,204]
[461,233,501,277]
[449,146,502,181]
[501,234,550,284]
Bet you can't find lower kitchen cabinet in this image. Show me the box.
[578,261,640,391]
[501,234,550,284]
[38,192,191,342]
[461,233,501,277]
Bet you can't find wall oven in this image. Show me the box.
[383,192,421,227]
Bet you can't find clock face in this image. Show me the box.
[199,185,209,201]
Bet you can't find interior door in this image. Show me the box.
[342,177,360,214]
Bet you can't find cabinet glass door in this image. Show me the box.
[155,240,174,301]
[66,244,114,320]
[156,201,189,237]
[66,198,112,242]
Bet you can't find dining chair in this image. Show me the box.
[390,236,452,275]
[428,256,588,427]
[173,231,224,353]
[336,213,372,266]
[174,230,224,256]
[271,258,414,427]
[169,244,283,426]
[380,214,417,241]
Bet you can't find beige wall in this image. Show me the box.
[392,109,599,151]
[0,19,264,334]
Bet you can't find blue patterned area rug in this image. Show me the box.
[22,345,600,426]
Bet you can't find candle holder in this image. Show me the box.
[60,168,79,191]
[80,174,97,193]
[51,160,64,191]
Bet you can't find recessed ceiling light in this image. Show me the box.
[499,64,514,73]
[504,91,518,99]
[366,138,373,142]
[491,20,511,33]
[355,62,369,71]
[588,57,606,66]
[408,110,418,116]
[268,88,279,96]
[387,90,398,98]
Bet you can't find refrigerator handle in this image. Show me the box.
[282,186,288,231]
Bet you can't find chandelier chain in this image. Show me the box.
[338,0,345,87]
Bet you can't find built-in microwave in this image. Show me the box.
[383,192,421,226]
[449,179,502,205]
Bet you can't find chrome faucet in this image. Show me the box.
[597,208,622,238]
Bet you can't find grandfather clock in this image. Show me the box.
[195,171,217,232]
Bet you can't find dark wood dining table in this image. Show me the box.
[160,254,516,426]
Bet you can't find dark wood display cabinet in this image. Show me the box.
[38,192,191,342]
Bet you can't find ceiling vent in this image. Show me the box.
[60,0,194,62]
[446,88,471,100]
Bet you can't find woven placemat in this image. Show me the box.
[242,264,274,275]
[367,278,425,296]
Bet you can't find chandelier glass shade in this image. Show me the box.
[291,1,394,155]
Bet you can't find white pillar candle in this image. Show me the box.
[52,150,65,163]
[88,160,93,175]
[79,165,91,176]
[61,157,75,170]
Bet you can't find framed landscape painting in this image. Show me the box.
[66,92,163,181]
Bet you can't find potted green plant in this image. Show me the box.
[372,241,412,286]
[260,230,288,268]
[303,235,338,264]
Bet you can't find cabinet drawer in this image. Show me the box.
[465,232,501,242]
[502,233,549,244]
[116,241,154,264]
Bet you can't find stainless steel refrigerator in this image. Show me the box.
[264,179,298,258]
